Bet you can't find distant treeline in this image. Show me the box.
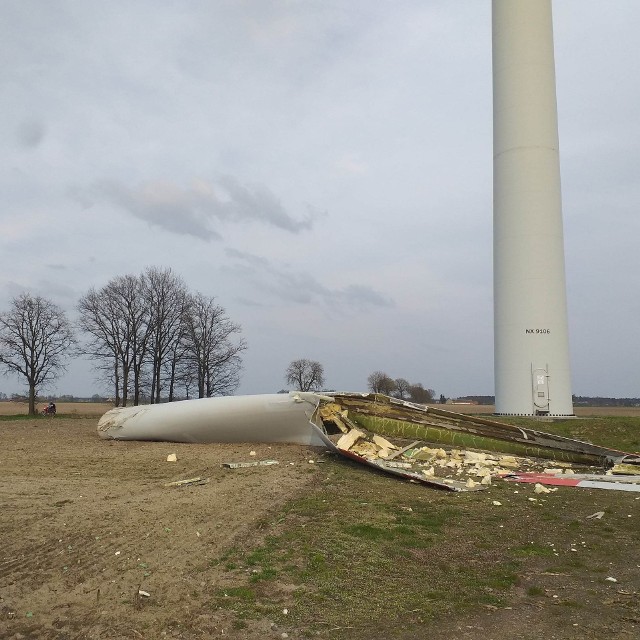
[572,396,640,407]
[1,393,110,403]
[456,396,495,405]
[456,395,640,407]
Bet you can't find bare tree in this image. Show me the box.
[78,286,124,406]
[142,267,189,403]
[393,378,411,399]
[112,275,149,406]
[408,383,435,404]
[164,322,191,402]
[182,293,246,398]
[367,370,397,396]
[0,294,75,415]
[77,275,149,406]
[285,359,325,391]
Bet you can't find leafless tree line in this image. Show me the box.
[367,370,435,404]
[77,267,246,407]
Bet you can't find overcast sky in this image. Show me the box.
[1,1,639,399]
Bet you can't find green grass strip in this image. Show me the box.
[351,414,601,465]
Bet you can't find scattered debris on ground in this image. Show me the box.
[503,471,640,492]
[221,460,279,469]
[164,476,210,488]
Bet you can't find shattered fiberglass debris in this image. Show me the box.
[97,391,640,492]
[316,393,640,492]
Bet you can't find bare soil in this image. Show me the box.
[0,416,325,639]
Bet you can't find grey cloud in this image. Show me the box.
[337,284,394,309]
[67,186,95,211]
[217,175,314,232]
[16,119,46,148]
[95,176,316,240]
[233,296,267,308]
[224,249,394,311]
[225,248,270,268]
[97,181,221,241]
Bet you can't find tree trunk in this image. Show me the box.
[114,361,121,407]
[28,383,36,416]
[122,364,129,407]
[168,358,176,402]
[154,360,162,403]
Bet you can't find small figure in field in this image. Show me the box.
[42,401,56,416]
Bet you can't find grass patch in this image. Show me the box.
[343,523,395,541]
[498,416,640,452]
[561,600,583,608]
[207,416,640,638]
[218,586,255,601]
[212,480,522,631]
[512,543,555,558]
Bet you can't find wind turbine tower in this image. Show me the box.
[492,0,574,416]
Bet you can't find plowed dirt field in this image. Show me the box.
[0,415,325,639]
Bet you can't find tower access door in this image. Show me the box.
[532,366,550,416]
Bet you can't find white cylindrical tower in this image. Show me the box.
[493,0,573,416]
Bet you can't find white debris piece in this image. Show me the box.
[534,483,552,494]
[383,460,412,469]
[336,429,365,451]
[498,456,519,468]
[372,435,397,450]
[166,453,177,462]
[464,451,487,465]
[351,441,379,457]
